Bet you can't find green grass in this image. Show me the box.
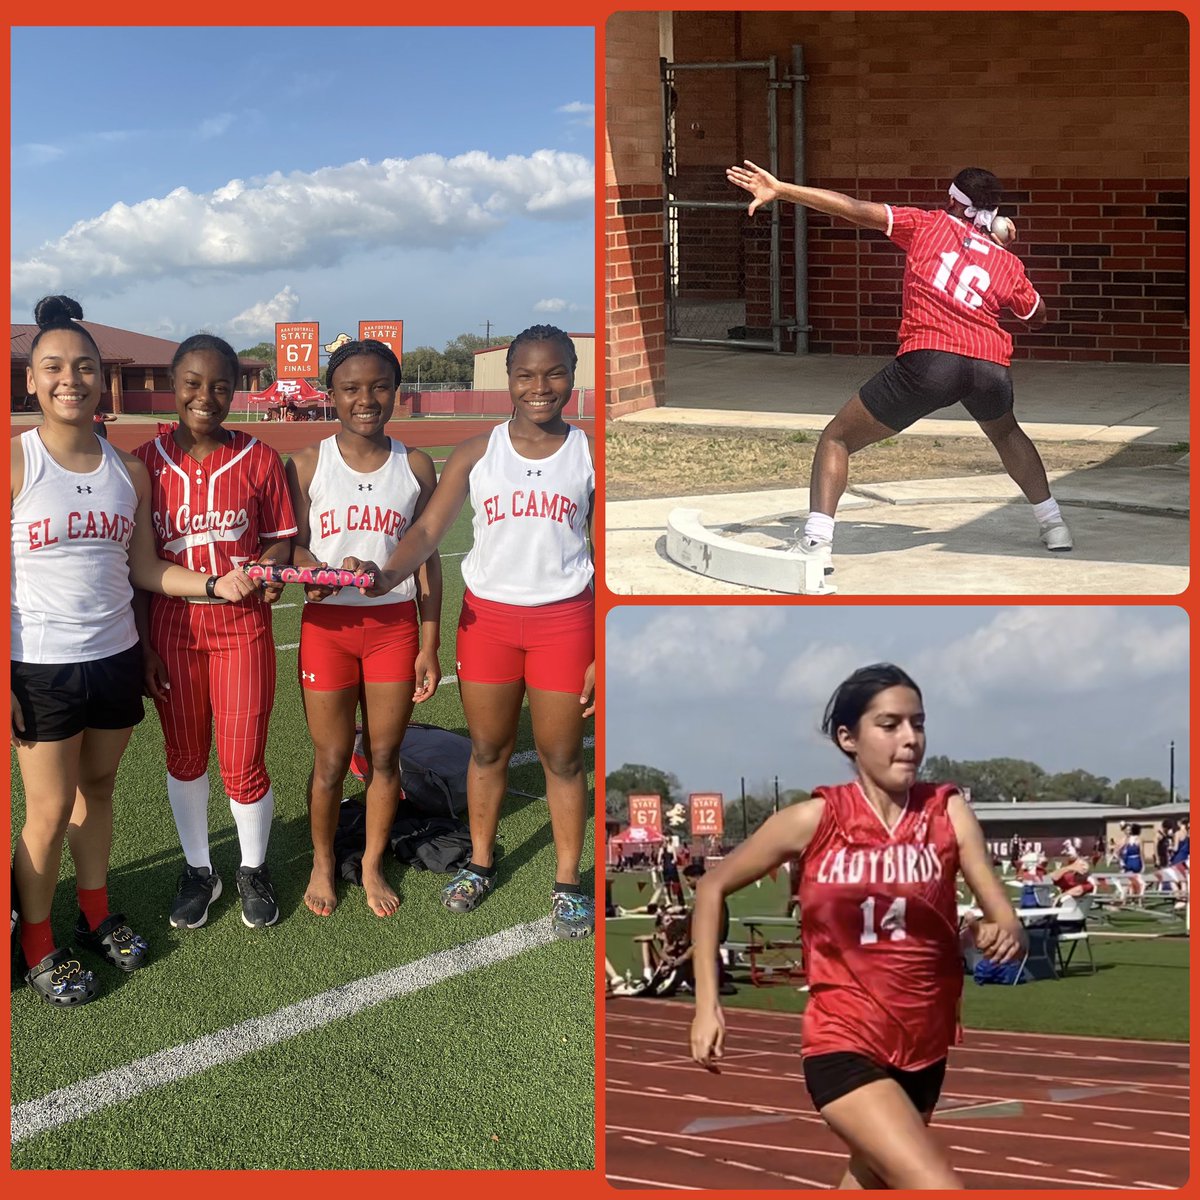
[10,501,595,1169]
[606,872,1188,1043]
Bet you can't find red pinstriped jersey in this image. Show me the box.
[885,207,1041,367]
[133,430,296,575]
[799,781,963,1070]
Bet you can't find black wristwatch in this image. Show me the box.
[205,575,219,599]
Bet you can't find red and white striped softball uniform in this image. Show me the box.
[799,781,964,1071]
[885,207,1041,366]
[133,431,297,804]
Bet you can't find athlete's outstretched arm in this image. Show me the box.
[947,792,1027,964]
[366,437,485,595]
[727,160,889,231]
[690,799,826,1069]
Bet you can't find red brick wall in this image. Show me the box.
[659,10,1188,363]
[606,13,667,418]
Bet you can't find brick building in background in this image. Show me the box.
[605,10,1188,418]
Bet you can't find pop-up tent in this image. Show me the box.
[607,824,664,865]
[248,378,329,408]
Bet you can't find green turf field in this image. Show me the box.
[10,487,596,1169]
[606,872,1188,1043]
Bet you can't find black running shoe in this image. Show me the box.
[170,865,222,930]
[235,864,279,928]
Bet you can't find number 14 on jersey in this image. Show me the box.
[860,896,907,944]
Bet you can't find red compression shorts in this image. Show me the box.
[456,588,594,693]
[299,600,419,691]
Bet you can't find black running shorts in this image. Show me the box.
[859,349,1014,432]
[11,643,145,742]
[803,1051,948,1114]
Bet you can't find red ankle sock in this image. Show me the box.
[77,885,109,932]
[20,918,56,968]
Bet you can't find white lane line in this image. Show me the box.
[12,918,558,1145]
[951,1146,988,1155]
[665,1147,705,1158]
[1134,1182,1174,1190]
[1007,1157,1047,1167]
[1069,1169,1114,1179]
[1095,1122,1134,1130]
[607,1175,701,1190]
[1159,1131,1190,1139]
[621,1136,656,1146]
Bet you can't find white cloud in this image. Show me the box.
[534,297,579,313]
[18,143,64,165]
[12,150,594,302]
[226,287,300,338]
[774,641,876,709]
[913,607,1188,705]
[198,113,236,140]
[608,608,786,692]
[557,100,595,128]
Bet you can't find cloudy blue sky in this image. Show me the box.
[11,27,594,353]
[606,606,1189,800]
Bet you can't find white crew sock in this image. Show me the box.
[167,772,212,870]
[1032,497,1063,526]
[231,788,275,869]
[803,512,836,543]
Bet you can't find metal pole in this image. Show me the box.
[774,775,780,814]
[1170,740,1176,803]
[792,44,809,354]
[741,777,748,842]
[767,56,781,352]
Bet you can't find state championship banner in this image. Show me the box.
[276,322,319,380]
[359,320,403,359]
[628,794,663,834]
[689,793,724,837]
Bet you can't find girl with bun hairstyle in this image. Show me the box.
[688,663,1027,1188]
[11,296,258,1007]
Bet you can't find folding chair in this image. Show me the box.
[1054,895,1095,975]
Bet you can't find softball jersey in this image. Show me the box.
[11,429,138,664]
[799,781,963,1071]
[460,423,594,605]
[306,436,422,606]
[885,207,1041,366]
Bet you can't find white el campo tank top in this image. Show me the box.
[306,436,422,606]
[11,428,139,663]
[461,423,594,605]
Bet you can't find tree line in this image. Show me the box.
[606,757,1181,842]
[236,331,514,389]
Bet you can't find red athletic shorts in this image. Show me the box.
[299,600,419,691]
[456,588,594,693]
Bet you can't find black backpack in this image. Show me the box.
[399,723,471,819]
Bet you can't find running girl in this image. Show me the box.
[11,296,258,1006]
[284,338,442,919]
[135,334,297,931]
[357,325,595,938]
[727,162,1073,576]
[689,663,1027,1188]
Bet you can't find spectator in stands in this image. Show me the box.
[635,906,696,995]
[1061,835,1081,862]
[1155,822,1175,870]
[660,843,685,906]
[1007,833,1021,873]
[1171,820,1190,865]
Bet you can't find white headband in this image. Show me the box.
[948,182,996,232]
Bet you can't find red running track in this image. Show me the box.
[606,998,1189,1190]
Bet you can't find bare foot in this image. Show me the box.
[363,868,399,917]
[304,862,338,916]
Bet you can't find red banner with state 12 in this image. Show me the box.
[275,322,319,380]
[689,793,724,837]
[358,320,403,359]
[627,794,662,834]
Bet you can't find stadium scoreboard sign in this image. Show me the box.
[275,322,319,379]
[689,793,724,837]
[628,794,662,833]
[359,321,403,359]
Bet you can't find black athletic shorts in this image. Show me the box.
[803,1051,948,1114]
[859,349,1014,432]
[11,643,145,743]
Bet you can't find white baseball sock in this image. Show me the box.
[167,772,212,870]
[803,512,836,543]
[1032,497,1063,526]
[231,788,275,870]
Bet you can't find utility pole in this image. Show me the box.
[481,320,494,346]
[774,775,780,815]
[740,777,748,843]
[1169,740,1176,803]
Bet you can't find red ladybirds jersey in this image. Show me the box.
[133,430,296,575]
[885,207,1041,367]
[799,781,963,1070]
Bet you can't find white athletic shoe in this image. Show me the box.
[787,534,834,572]
[1039,520,1074,552]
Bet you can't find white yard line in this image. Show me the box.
[13,918,560,1145]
